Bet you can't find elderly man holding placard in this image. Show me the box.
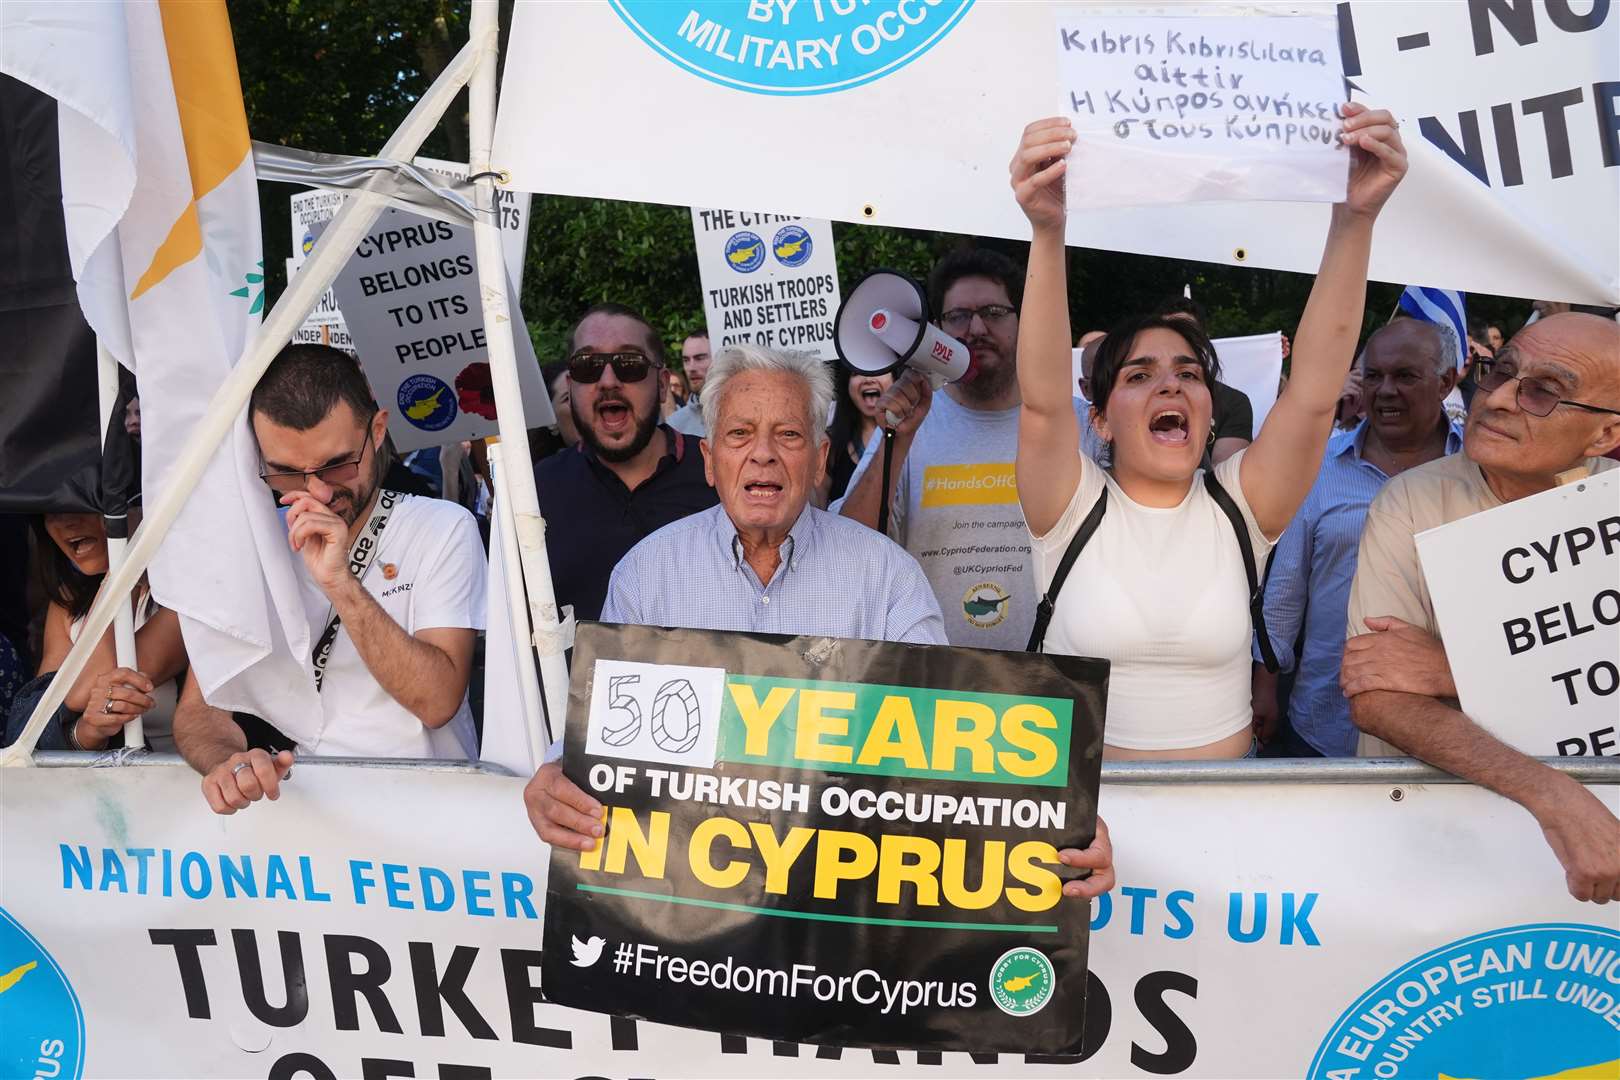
[1343,313,1620,903]
[523,342,1117,903]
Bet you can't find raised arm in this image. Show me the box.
[1241,104,1407,537]
[1010,118,1083,538]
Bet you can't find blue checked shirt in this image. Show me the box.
[601,503,948,645]
[1260,420,1464,755]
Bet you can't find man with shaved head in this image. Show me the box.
[1342,313,1620,903]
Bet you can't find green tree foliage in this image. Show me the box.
[231,0,1529,380]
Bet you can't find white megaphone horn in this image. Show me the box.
[833,271,978,405]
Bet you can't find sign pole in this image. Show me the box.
[468,0,571,750]
[95,340,144,749]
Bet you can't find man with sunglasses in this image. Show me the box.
[835,249,1048,651]
[176,345,486,813]
[1342,312,1620,903]
[533,304,718,623]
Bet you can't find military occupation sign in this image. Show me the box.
[542,623,1108,1054]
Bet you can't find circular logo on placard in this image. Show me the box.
[724,231,766,274]
[0,907,85,1080]
[607,0,975,96]
[962,582,1010,630]
[989,946,1054,1017]
[772,224,813,267]
[301,231,315,256]
[397,373,457,432]
[1308,923,1620,1080]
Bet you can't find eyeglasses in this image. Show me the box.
[1470,358,1620,418]
[939,304,1017,335]
[259,427,373,494]
[567,350,659,384]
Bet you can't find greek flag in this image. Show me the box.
[1398,286,1469,371]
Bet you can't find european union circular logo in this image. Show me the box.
[607,0,974,96]
[301,232,315,256]
[772,225,813,268]
[724,231,766,274]
[0,907,85,1080]
[1308,923,1620,1080]
[397,373,457,432]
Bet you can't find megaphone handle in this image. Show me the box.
[877,427,896,538]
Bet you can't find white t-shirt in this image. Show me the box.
[294,494,486,759]
[1030,450,1274,751]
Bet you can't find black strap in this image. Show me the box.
[1025,490,1108,653]
[876,427,896,538]
[1024,474,1279,670]
[1202,471,1280,673]
[311,489,401,690]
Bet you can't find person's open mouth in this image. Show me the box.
[1373,403,1406,422]
[743,480,784,502]
[596,400,631,434]
[1148,407,1190,446]
[860,387,882,405]
[64,534,97,559]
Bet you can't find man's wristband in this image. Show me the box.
[65,715,85,751]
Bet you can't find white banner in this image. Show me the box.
[1417,471,1620,759]
[493,1,1620,304]
[1055,9,1348,209]
[1214,331,1285,433]
[692,208,842,360]
[3,763,1616,1078]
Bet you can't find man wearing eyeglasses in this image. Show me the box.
[175,345,486,813]
[1342,312,1620,903]
[533,304,718,623]
[835,249,1049,651]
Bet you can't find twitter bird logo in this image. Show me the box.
[570,934,606,968]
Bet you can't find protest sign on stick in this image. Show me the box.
[692,209,841,361]
[1054,8,1348,209]
[544,622,1107,1054]
[328,207,554,452]
[1418,471,1620,758]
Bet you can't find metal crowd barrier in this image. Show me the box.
[28,750,1620,785]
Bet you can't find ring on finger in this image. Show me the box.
[231,761,251,777]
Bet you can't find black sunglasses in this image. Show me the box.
[1470,358,1620,419]
[567,350,659,384]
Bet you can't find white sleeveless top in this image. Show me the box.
[69,591,178,752]
[1030,450,1274,751]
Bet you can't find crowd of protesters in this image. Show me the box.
[5,108,1620,902]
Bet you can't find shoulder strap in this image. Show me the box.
[1202,471,1280,673]
[311,489,401,691]
[1026,489,1108,653]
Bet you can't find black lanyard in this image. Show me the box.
[311,489,400,690]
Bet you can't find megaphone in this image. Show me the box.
[833,270,978,386]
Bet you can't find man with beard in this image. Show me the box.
[835,249,1062,650]
[176,345,487,813]
[1251,318,1462,756]
[666,327,712,436]
[1342,313,1620,902]
[533,304,718,622]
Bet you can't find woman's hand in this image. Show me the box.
[74,666,156,750]
[1340,102,1407,221]
[1009,117,1075,235]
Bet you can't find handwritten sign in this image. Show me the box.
[691,208,841,361]
[1054,9,1347,208]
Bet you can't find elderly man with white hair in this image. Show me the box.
[522,343,1116,901]
[598,343,947,640]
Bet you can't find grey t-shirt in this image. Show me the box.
[836,392,1042,651]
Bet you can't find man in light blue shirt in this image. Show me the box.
[1253,319,1462,755]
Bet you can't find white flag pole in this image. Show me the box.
[468,0,570,751]
[96,341,144,749]
[2,40,482,766]
[488,440,547,767]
